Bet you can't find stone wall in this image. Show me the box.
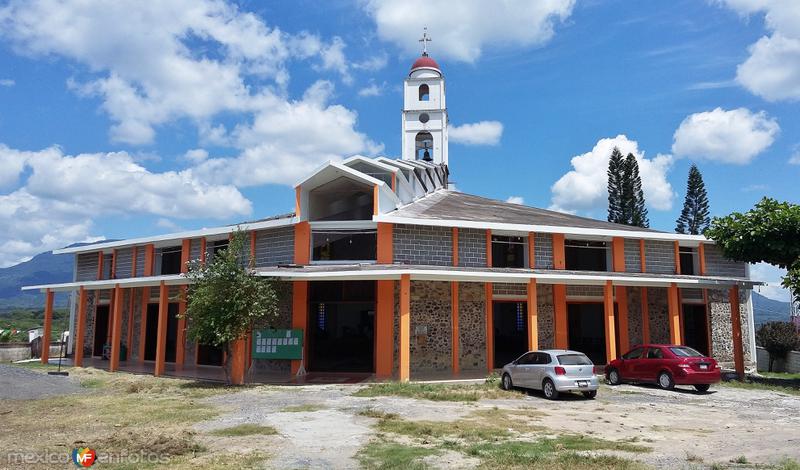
[647,287,670,344]
[626,287,644,346]
[624,239,642,273]
[645,241,675,274]
[757,347,800,373]
[407,281,452,372]
[537,284,555,350]
[459,282,487,371]
[534,233,553,269]
[82,291,98,357]
[458,228,486,267]
[255,227,294,267]
[708,288,753,365]
[394,224,453,266]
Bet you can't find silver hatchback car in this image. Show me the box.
[500,349,599,399]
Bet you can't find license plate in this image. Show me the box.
[699,364,708,370]
[577,380,588,388]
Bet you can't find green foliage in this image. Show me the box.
[756,321,800,372]
[607,148,648,227]
[607,147,624,223]
[0,308,69,341]
[707,197,800,305]
[676,164,710,235]
[182,229,281,381]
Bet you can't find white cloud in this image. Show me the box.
[0,144,253,266]
[183,148,209,163]
[671,107,779,164]
[750,262,792,302]
[156,218,183,231]
[506,196,524,205]
[718,0,800,101]
[363,0,575,62]
[449,121,504,146]
[358,81,386,97]
[550,135,675,214]
[790,146,800,165]
[0,79,14,87]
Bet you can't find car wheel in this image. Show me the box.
[542,379,559,400]
[657,371,675,390]
[582,390,597,399]
[501,373,513,391]
[694,384,710,393]
[607,368,621,385]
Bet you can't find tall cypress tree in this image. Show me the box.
[676,164,710,234]
[619,153,649,228]
[607,147,624,223]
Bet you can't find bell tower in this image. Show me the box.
[402,29,448,165]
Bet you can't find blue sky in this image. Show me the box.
[0,0,797,300]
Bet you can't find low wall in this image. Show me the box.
[756,346,800,373]
[0,343,65,362]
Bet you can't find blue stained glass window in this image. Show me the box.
[318,303,326,331]
[516,303,525,331]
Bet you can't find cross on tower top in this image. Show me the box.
[419,27,432,56]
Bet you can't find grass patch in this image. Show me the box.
[353,381,518,402]
[358,408,399,420]
[209,424,278,437]
[721,379,800,396]
[357,440,438,470]
[466,441,647,469]
[280,403,326,413]
[759,372,800,380]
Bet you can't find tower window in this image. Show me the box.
[418,84,429,101]
[415,132,434,161]
[419,113,429,123]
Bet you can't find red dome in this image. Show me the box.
[410,55,440,71]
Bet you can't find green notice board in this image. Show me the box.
[252,329,303,360]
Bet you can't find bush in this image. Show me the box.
[756,321,800,372]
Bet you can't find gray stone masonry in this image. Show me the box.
[645,240,676,274]
[255,226,294,267]
[624,239,642,273]
[394,224,453,266]
[458,228,486,267]
[534,233,553,269]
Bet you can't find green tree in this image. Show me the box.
[755,321,799,372]
[676,164,710,235]
[706,198,800,306]
[621,153,649,228]
[607,147,624,223]
[182,229,281,384]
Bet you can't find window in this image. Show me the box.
[160,246,182,275]
[419,112,430,123]
[679,246,696,275]
[557,354,593,365]
[536,352,553,365]
[516,352,536,365]
[415,132,434,161]
[212,239,229,255]
[418,84,429,101]
[623,347,645,360]
[670,346,703,357]
[491,235,526,268]
[646,347,663,359]
[565,240,609,271]
[312,230,377,262]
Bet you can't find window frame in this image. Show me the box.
[490,234,528,269]
[564,239,611,272]
[311,228,378,264]
[418,83,430,101]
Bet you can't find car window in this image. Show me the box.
[517,353,535,365]
[536,353,552,365]
[670,346,703,357]
[623,347,644,360]
[646,348,663,359]
[557,354,593,366]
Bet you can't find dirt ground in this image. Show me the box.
[197,381,800,469]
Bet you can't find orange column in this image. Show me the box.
[181,239,191,273]
[612,237,625,272]
[41,289,54,364]
[229,337,247,385]
[399,274,411,382]
[294,221,311,265]
[528,232,535,268]
[376,279,394,378]
[200,238,207,264]
[377,223,393,264]
[639,239,647,272]
[96,251,104,280]
[391,173,396,192]
[138,287,150,363]
[452,228,459,266]
[109,285,123,371]
[154,282,168,376]
[176,287,187,367]
[603,281,617,363]
[110,249,118,279]
[451,281,460,374]
[527,279,538,351]
[640,287,650,344]
[552,233,568,348]
[373,185,380,215]
[295,186,302,217]
[74,287,87,367]
[131,246,138,277]
[667,283,682,344]
[291,281,308,375]
[674,241,681,274]
[485,283,494,371]
[729,285,745,379]
[126,288,135,352]
[698,243,707,275]
[143,244,155,276]
[485,229,492,267]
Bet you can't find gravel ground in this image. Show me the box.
[197,381,800,470]
[0,364,84,400]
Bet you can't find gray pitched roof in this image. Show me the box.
[387,190,662,233]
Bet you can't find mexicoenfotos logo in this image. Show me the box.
[72,447,97,467]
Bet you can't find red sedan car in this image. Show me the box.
[606,344,721,392]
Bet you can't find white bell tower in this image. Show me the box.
[402,29,448,165]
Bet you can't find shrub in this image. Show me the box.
[756,321,800,372]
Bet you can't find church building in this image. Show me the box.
[24,46,760,384]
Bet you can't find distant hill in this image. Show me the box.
[752,291,793,327]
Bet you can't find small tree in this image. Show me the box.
[676,164,710,235]
[621,153,649,228]
[756,321,799,372]
[607,147,624,224]
[182,229,280,384]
